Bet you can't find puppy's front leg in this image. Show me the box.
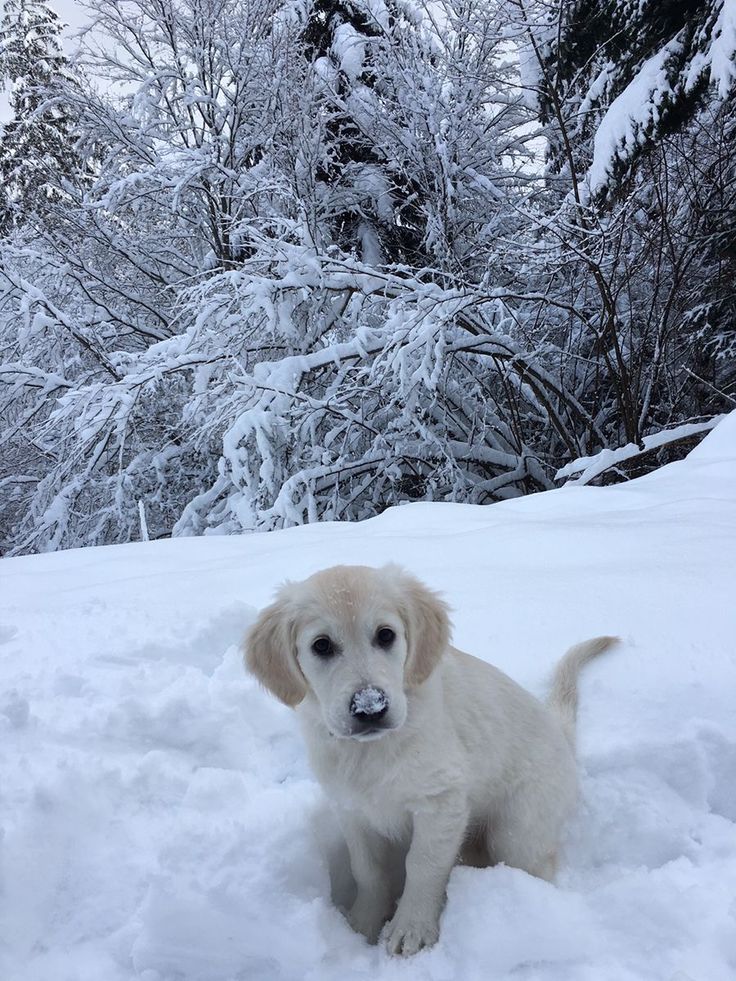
[341,813,394,943]
[383,791,467,956]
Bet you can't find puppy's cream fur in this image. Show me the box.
[246,564,616,956]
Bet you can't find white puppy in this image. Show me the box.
[246,564,616,956]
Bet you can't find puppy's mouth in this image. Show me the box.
[350,725,393,741]
[330,723,397,741]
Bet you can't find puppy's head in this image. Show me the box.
[245,564,450,740]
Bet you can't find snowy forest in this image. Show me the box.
[0,0,734,555]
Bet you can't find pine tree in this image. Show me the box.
[300,0,421,261]
[301,0,525,272]
[510,0,736,446]
[527,0,736,196]
[0,0,74,230]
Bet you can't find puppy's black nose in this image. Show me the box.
[350,686,389,721]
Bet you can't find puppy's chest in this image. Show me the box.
[311,743,416,834]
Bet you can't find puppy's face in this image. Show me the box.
[246,565,450,741]
[291,575,411,739]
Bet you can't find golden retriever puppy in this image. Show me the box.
[246,564,616,956]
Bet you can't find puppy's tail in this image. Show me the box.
[547,636,619,747]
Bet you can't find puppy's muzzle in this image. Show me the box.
[349,686,390,737]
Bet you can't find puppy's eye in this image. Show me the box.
[375,627,395,649]
[311,636,334,657]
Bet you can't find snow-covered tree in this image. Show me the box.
[512,0,736,197]
[0,0,580,553]
[0,0,77,228]
[499,0,736,452]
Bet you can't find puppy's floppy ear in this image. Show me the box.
[395,568,451,686]
[245,591,307,707]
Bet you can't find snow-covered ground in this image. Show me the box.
[2,414,736,981]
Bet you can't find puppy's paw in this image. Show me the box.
[382,910,439,956]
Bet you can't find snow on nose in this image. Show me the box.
[349,686,389,720]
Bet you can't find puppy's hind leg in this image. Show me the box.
[487,778,573,883]
[487,812,560,882]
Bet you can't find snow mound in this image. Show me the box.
[1,412,735,980]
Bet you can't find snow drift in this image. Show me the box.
[1,413,735,981]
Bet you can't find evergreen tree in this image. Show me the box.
[300,0,425,262]
[524,0,736,195]
[497,0,736,453]
[302,0,525,271]
[0,0,74,229]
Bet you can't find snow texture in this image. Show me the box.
[351,686,389,716]
[332,23,367,81]
[1,412,736,980]
[587,39,679,196]
[710,0,736,98]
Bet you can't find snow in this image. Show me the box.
[2,412,736,980]
[710,0,736,98]
[555,416,725,484]
[332,23,367,82]
[588,5,736,195]
[351,686,389,716]
[587,39,681,196]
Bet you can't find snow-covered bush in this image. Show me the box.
[1,0,565,552]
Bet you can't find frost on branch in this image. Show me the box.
[1,244,587,552]
[164,249,577,537]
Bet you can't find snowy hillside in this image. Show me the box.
[2,413,735,981]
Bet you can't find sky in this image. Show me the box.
[46,0,86,30]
